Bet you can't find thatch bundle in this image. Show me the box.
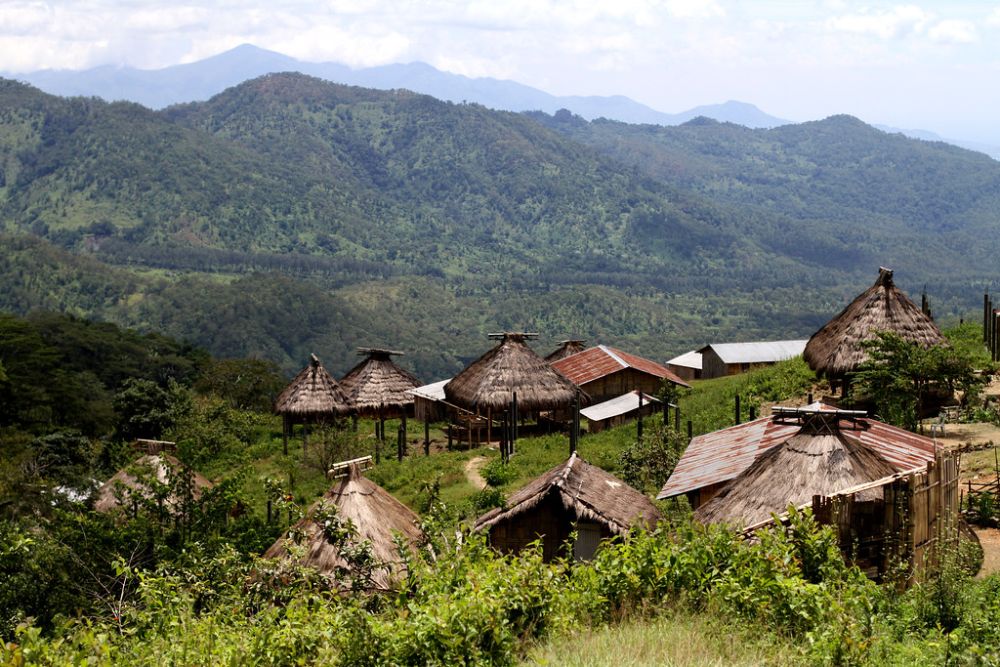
[93,454,213,513]
[475,452,660,535]
[804,268,945,378]
[445,333,582,413]
[263,464,424,590]
[274,354,352,418]
[339,348,420,417]
[694,414,896,528]
[545,339,586,362]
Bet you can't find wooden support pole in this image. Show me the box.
[447,421,453,449]
[397,422,405,462]
[687,420,693,441]
[569,393,579,455]
[807,392,813,405]
[734,394,741,425]
[637,392,644,443]
[674,404,680,431]
[511,392,518,456]
[985,293,991,344]
[351,414,358,432]
[282,416,289,456]
[501,412,509,463]
[749,405,757,420]
[424,417,430,456]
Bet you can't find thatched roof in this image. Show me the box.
[475,453,661,535]
[263,464,424,590]
[339,348,420,417]
[804,268,945,378]
[545,339,586,362]
[445,333,583,413]
[93,454,213,513]
[274,354,353,418]
[694,413,897,528]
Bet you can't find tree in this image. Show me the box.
[194,358,285,411]
[853,332,990,430]
[113,378,190,442]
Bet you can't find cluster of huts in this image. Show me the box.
[93,267,961,587]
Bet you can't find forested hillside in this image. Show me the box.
[1,74,998,377]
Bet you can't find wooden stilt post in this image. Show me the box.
[985,292,990,343]
[424,417,430,456]
[447,421,453,449]
[749,405,757,420]
[687,420,693,440]
[511,392,518,456]
[302,422,308,454]
[282,416,289,456]
[569,393,578,455]
[397,422,404,462]
[808,392,813,405]
[487,408,492,445]
[637,392,644,443]
[352,414,358,432]
[734,394,741,425]
[500,412,508,463]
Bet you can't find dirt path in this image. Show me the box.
[464,456,488,490]
[975,527,1000,578]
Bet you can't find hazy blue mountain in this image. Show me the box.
[875,124,1000,160]
[10,44,787,128]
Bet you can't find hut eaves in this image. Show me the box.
[551,344,691,388]
[803,267,945,378]
[694,414,897,527]
[475,453,660,535]
[274,354,352,418]
[339,348,420,416]
[444,333,583,413]
[657,403,937,500]
[93,454,213,513]
[263,464,424,590]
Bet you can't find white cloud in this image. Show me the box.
[825,4,933,40]
[663,0,726,20]
[927,19,977,44]
[989,7,1000,27]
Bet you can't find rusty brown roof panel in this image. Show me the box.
[551,345,691,388]
[657,404,937,499]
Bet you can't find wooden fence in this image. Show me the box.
[811,451,959,582]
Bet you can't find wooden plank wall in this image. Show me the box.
[811,451,958,582]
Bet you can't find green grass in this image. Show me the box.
[522,609,803,666]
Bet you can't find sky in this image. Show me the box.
[1,0,999,142]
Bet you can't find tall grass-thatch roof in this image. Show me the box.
[444,333,583,413]
[274,354,352,418]
[339,348,420,417]
[804,268,945,378]
[263,464,424,590]
[93,454,213,513]
[474,453,660,535]
[694,413,897,528]
[545,339,586,362]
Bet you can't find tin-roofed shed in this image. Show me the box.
[697,340,808,379]
[551,344,689,404]
[580,390,660,433]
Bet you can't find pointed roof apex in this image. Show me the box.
[877,267,894,287]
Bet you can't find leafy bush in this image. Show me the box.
[480,458,515,488]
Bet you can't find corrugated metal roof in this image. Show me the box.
[697,340,808,364]
[666,350,702,370]
[580,390,660,422]
[408,378,450,401]
[552,345,691,388]
[657,403,937,499]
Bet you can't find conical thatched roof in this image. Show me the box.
[445,333,583,412]
[545,339,586,362]
[339,348,420,417]
[274,354,352,418]
[93,454,213,513]
[694,414,896,528]
[475,453,660,535]
[804,268,945,378]
[263,464,424,590]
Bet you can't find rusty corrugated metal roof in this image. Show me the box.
[551,345,691,388]
[657,403,937,499]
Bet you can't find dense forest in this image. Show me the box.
[1,74,999,378]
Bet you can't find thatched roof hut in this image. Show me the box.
[444,333,582,413]
[339,348,420,418]
[263,464,424,590]
[694,413,896,528]
[274,354,352,419]
[545,339,586,362]
[93,454,213,513]
[804,268,945,378]
[475,453,660,560]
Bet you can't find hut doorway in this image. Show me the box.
[573,522,603,561]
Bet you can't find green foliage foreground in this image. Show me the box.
[4,510,1000,666]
